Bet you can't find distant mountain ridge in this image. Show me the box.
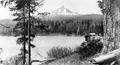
[50,6,79,15]
[0,14,103,27]
[38,14,103,21]
[36,6,103,21]
[0,19,16,28]
[0,19,16,36]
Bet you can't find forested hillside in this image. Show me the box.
[34,14,103,36]
[0,19,16,36]
[0,14,103,36]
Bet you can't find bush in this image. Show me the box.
[47,47,73,59]
[75,39,103,59]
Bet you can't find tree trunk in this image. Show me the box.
[23,6,26,65]
[102,0,120,53]
[28,0,31,65]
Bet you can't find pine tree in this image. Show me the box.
[0,0,44,65]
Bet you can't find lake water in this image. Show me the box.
[0,36,85,61]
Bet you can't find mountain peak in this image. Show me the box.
[50,6,79,15]
[60,5,65,9]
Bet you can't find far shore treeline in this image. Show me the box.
[0,14,103,36]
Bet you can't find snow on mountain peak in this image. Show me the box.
[50,6,79,15]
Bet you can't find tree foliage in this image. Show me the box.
[0,0,44,64]
[32,18,103,36]
[75,39,103,59]
[98,0,104,14]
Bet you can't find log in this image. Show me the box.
[91,49,120,64]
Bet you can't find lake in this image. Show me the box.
[0,36,85,61]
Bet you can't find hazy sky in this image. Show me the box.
[0,0,102,19]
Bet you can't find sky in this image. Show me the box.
[0,0,102,20]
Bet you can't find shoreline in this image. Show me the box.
[0,33,84,37]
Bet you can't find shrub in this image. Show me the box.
[74,39,103,59]
[47,47,73,59]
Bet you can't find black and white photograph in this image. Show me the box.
[0,0,120,65]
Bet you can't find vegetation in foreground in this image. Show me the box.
[44,38,103,65]
[47,47,74,59]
